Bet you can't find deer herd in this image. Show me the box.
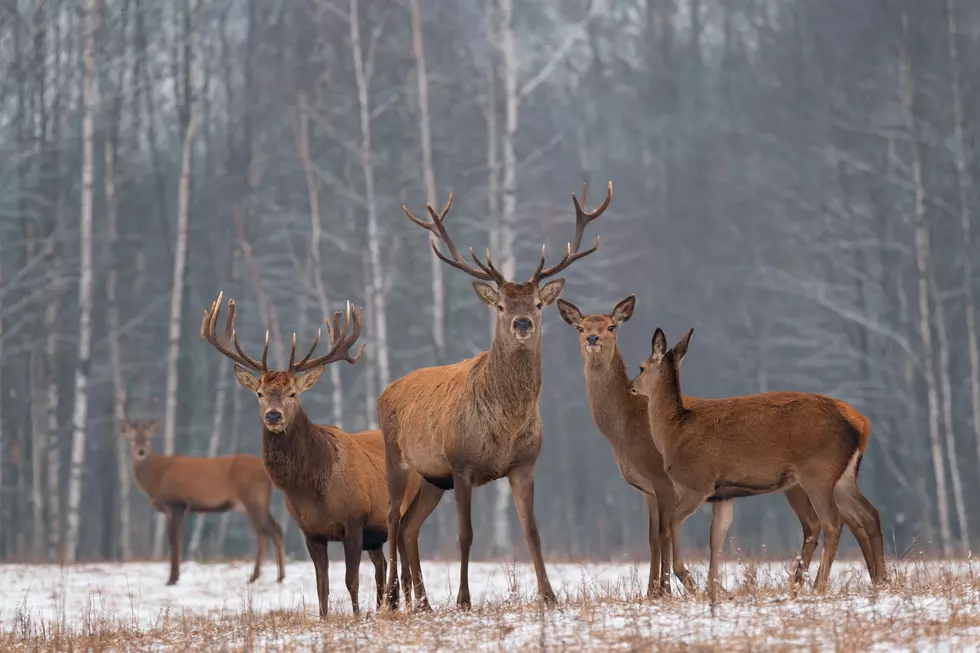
[116,181,887,616]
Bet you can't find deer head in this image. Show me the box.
[628,327,694,399]
[117,393,161,462]
[557,295,635,363]
[201,292,365,434]
[403,182,612,348]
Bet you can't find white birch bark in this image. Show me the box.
[214,366,244,556]
[187,364,228,557]
[64,0,99,563]
[350,0,390,392]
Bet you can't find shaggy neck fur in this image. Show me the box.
[262,408,337,493]
[471,324,544,433]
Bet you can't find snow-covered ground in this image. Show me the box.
[2,557,979,651]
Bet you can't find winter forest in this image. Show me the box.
[0,0,978,567]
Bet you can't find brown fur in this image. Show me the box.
[381,185,612,611]
[628,328,887,602]
[119,417,284,587]
[201,294,420,617]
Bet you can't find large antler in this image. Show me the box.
[403,193,507,285]
[200,291,269,373]
[287,301,367,373]
[529,181,612,284]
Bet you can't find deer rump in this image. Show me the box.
[669,391,866,499]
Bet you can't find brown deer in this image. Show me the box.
[118,393,285,586]
[628,327,887,603]
[556,295,879,594]
[200,292,420,617]
[379,183,612,611]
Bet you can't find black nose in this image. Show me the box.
[265,410,282,424]
[514,317,533,332]
[586,335,599,345]
[137,449,145,456]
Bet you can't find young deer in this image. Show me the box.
[379,183,612,611]
[200,292,420,617]
[557,295,877,594]
[119,393,285,586]
[628,328,887,603]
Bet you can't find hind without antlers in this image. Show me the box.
[380,182,611,612]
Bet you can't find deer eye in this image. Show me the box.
[639,365,645,373]
[576,326,584,333]
[607,325,616,332]
[535,302,543,310]
[496,305,504,312]
[289,392,296,398]
[256,392,263,398]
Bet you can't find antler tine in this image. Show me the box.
[149,396,158,417]
[290,328,322,372]
[292,301,366,371]
[404,193,501,284]
[468,247,507,285]
[529,181,612,283]
[200,291,267,373]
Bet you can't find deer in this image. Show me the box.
[556,295,879,594]
[200,292,420,617]
[628,327,887,603]
[118,392,285,587]
[378,182,612,611]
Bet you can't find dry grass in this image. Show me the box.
[3,557,980,651]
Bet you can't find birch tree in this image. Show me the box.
[64,0,99,563]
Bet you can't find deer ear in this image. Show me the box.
[295,364,325,393]
[556,298,583,326]
[472,281,499,307]
[146,420,163,436]
[537,279,565,306]
[234,364,261,393]
[673,328,694,361]
[651,328,668,362]
[611,295,636,325]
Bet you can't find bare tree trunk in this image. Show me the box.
[188,364,228,557]
[214,381,243,558]
[296,93,344,428]
[408,0,445,361]
[64,0,99,563]
[362,249,378,430]
[45,264,61,560]
[945,0,980,497]
[899,21,951,555]
[350,0,390,392]
[105,119,131,561]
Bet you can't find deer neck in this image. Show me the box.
[583,347,647,441]
[477,327,543,421]
[262,408,336,493]
[645,366,687,454]
[132,452,162,494]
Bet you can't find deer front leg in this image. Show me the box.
[305,536,330,618]
[453,472,475,609]
[343,526,364,614]
[508,464,557,605]
[166,504,186,586]
[644,493,662,598]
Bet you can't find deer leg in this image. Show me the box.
[305,536,330,618]
[708,500,735,606]
[368,548,387,610]
[508,464,557,605]
[668,487,708,594]
[835,480,886,584]
[800,480,842,593]
[343,526,364,614]
[245,509,267,584]
[267,514,286,583]
[783,485,821,585]
[643,493,662,598]
[384,463,410,610]
[166,505,186,586]
[453,472,475,609]
[402,479,445,612]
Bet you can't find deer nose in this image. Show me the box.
[265,410,282,424]
[514,317,533,333]
[586,335,600,346]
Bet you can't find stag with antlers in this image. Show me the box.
[200,292,420,616]
[379,182,612,610]
[118,392,285,586]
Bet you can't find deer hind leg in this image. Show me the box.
[266,515,286,583]
[368,548,387,610]
[245,508,269,584]
[402,479,445,612]
[343,526,364,614]
[834,456,887,583]
[799,479,842,593]
[708,500,735,607]
[305,535,330,618]
[643,494,662,598]
[783,485,821,585]
[166,504,187,586]
[508,464,557,606]
[383,456,411,611]
[668,487,709,594]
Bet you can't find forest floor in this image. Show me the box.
[1,556,978,651]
